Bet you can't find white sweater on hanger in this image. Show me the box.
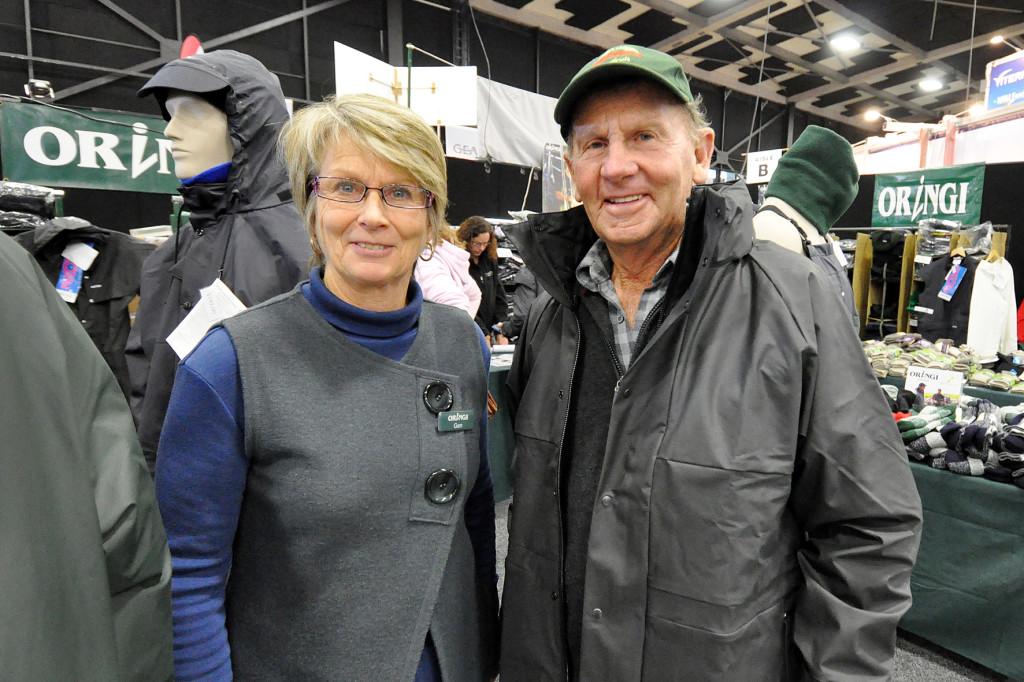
[967,258,1016,356]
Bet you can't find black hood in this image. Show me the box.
[140,50,292,215]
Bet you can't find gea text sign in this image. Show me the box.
[870,163,984,227]
[0,100,178,194]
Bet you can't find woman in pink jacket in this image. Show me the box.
[415,223,482,317]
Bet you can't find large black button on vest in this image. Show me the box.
[425,469,461,504]
[423,381,454,414]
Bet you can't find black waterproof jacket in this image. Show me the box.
[15,216,154,398]
[125,51,310,473]
[501,182,922,681]
[469,255,508,337]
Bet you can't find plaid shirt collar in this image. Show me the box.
[576,239,678,368]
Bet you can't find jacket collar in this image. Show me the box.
[177,181,231,228]
[22,216,109,254]
[505,181,755,308]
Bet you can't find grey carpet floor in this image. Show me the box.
[493,498,1010,681]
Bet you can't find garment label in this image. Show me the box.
[914,306,934,315]
[937,264,966,301]
[914,254,932,265]
[438,410,476,432]
[61,241,99,271]
[55,258,84,303]
[831,239,849,268]
[166,278,247,359]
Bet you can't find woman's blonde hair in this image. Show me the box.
[278,93,449,267]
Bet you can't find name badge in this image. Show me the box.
[438,410,476,432]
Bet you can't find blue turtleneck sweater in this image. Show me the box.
[155,269,495,681]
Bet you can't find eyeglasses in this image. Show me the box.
[312,176,434,209]
[470,236,493,247]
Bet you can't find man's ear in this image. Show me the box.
[564,153,582,202]
[691,128,715,185]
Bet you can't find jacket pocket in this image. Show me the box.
[640,596,792,681]
[648,457,799,605]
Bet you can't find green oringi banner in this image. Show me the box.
[871,163,985,227]
[0,99,178,194]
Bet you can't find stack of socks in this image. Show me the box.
[989,425,1024,488]
[987,372,1020,392]
[969,369,996,387]
[897,404,957,442]
[937,399,1000,477]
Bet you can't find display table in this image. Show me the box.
[901,462,1024,680]
[488,364,514,502]
[881,374,1022,408]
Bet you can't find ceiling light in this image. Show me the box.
[864,109,882,122]
[919,79,943,92]
[830,35,861,52]
[991,34,1024,51]
[968,103,986,117]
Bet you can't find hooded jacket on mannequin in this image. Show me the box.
[126,50,311,474]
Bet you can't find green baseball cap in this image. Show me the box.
[554,44,694,140]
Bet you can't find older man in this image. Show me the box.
[501,45,922,681]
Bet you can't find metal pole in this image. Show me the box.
[406,44,412,108]
[302,0,311,102]
[24,0,34,81]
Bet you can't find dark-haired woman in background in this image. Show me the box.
[458,216,508,345]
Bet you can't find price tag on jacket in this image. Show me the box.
[166,278,247,359]
[61,241,99,270]
[937,262,965,301]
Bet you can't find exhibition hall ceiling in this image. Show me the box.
[477,0,1024,130]
[2,0,1023,134]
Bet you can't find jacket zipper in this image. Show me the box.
[631,296,666,364]
[556,308,582,682]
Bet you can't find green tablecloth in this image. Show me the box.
[901,462,1024,680]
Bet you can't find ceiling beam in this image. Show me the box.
[789,18,1024,111]
[93,0,171,47]
[714,24,935,118]
[646,0,770,52]
[54,0,350,101]
[472,0,878,132]
[813,0,967,85]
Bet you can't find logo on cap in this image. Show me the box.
[595,47,644,67]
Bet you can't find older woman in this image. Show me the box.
[155,93,499,681]
[457,216,508,344]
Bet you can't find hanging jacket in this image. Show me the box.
[15,216,154,398]
[915,253,978,345]
[125,50,311,474]
[500,182,922,681]
[0,231,172,682]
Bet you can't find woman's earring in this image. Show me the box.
[310,237,323,255]
[419,241,436,262]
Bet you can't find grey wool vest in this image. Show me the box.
[221,289,491,681]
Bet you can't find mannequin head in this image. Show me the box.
[163,89,234,180]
